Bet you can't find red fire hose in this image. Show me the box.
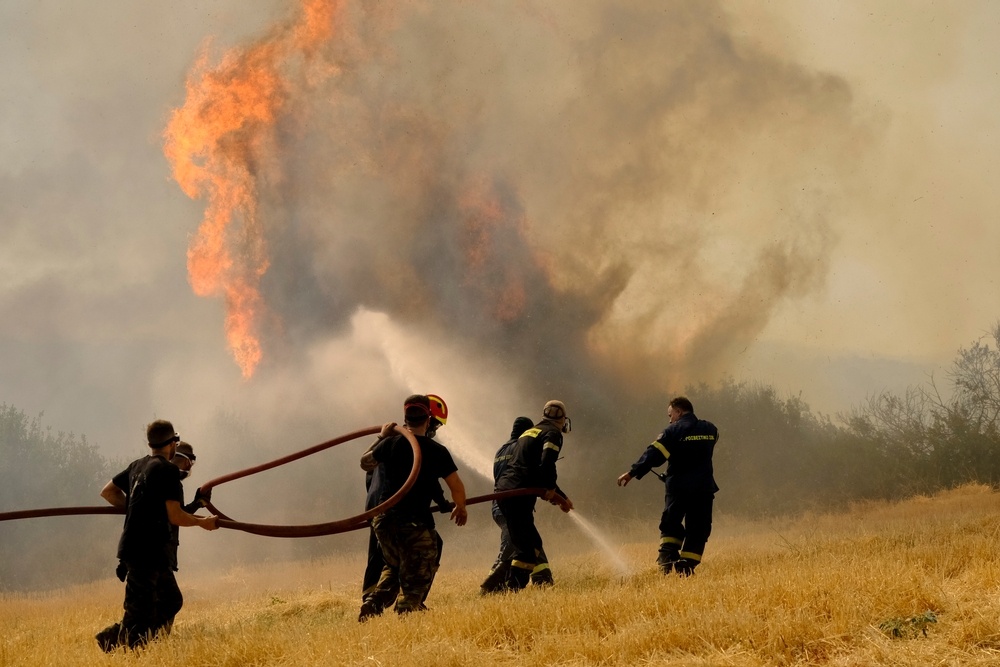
[203,424,421,537]
[0,424,551,537]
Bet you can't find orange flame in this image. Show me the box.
[163,0,342,378]
[458,177,528,322]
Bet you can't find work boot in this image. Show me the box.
[506,565,531,591]
[480,561,512,594]
[657,548,679,574]
[530,568,554,587]
[674,558,698,577]
[95,624,121,653]
[358,600,382,623]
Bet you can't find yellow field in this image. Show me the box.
[4,485,1000,666]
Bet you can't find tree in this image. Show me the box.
[0,404,118,590]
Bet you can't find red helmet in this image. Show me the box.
[426,394,448,426]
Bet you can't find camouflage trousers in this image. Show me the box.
[369,515,442,614]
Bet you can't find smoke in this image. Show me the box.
[164,0,867,410]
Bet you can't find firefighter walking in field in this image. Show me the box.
[617,396,719,576]
[96,420,218,652]
[359,394,467,620]
[494,400,573,591]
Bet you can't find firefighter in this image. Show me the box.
[617,396,719,575]
[360,394,451,612]
[494,401,573,591]
[480,415,555,593]
[358,395,467,620]
[96,420,218,652]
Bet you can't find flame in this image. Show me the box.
[163,0,343,378]
[458,176,529,322]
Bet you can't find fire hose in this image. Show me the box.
[0,425,549,537]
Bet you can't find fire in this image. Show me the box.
[162,0,342,378]
[458,177,529,322]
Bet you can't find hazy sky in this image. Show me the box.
[2,0,999,478]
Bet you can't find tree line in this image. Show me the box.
[703,322,1000,516]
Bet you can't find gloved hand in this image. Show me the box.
[115,560,127,582]
[194,486,212,508]
[434,499,454,514]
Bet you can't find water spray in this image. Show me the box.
[566,511,632,578]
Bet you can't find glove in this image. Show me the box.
[115,560,127,582]
[435,499,454,514]
[194,487,212,507]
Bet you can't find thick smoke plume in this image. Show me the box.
[164,0,865,396]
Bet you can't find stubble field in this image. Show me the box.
[4,485,1000,666]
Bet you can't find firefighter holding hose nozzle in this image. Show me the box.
[617,396,719,576]
[493,400,574,592]
[480,415,556,594]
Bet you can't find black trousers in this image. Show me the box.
[362,526,392,602]
[99,561,182,650]
[658,489,715,561]
[497,495,542,570]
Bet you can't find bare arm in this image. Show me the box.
[100,480,126,509]
[166,500,218,530]
[442,471,467,526]
[360,422,397,471]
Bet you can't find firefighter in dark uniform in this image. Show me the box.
[480,415,554,594]
[618,396,719,575]
[494,400,574,591]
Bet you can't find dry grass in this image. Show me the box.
[5,484,1000,666]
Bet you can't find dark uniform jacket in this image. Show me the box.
[494,420,565,496]
[629,412,720,494]
[493,419,535,483]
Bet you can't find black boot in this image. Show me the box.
[674,558,698,577]
[530,566,554,587]
[95,624,122,653]
[506,564,531,591]
[358,599,382,622]
[480,561,512,594]
[657,548,680,575]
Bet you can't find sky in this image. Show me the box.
[2,0,999,492]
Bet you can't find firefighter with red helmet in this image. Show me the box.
[359,394,467,619]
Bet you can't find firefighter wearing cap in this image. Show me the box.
[359,395,468,620]
[494,400,574,591]
[96,420,218,652]
[480,415,555,593]
[617,396,719,575]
